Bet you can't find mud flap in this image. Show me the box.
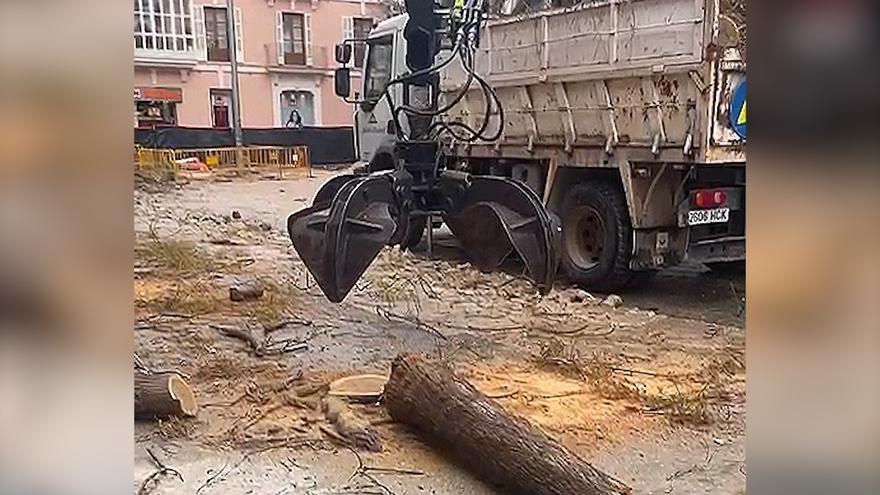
[444,176,559,293]
[287,175,399,302]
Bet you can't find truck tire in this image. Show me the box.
[559,181,634,291]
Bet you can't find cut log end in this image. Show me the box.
[168,374,198,417]
[135,371,198,419]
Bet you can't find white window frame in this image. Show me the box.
[134,0,196,55]
[276,11,312,66]
[343,16,373,69]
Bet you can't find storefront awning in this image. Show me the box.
[134,87,183,103]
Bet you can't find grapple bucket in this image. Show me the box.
[288,171,559,302]
[443,176,560,294]
[287,175,399,302]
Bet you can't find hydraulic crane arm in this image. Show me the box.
[287,0,560,302]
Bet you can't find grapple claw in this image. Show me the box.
[444,176,559,293]
[287,175,399,302]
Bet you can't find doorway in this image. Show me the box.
[210,89,232,128]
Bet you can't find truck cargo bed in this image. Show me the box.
[440,0,744,166]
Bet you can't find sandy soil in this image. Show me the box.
[133,169,745,494]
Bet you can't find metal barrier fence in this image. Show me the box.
[135,146,311,177]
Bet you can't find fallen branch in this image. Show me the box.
[138,448,184,495]
[210,324,310,357]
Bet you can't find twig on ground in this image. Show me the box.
[364,466,425,476]
[375,307,447,341]
[533,322,617,338]
[538,390,591,399]
[340,446,398,495]
[239,435,324,454]
[486,390,519,399]
[241,403,285,431]
[263,317,312,333]
[138,448,184,495]
[195,455,249,495]
[730,281,745,317]
[441,322,526,333]
[133,354,191,380]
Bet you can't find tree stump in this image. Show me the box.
[384,353,630,495]
[134,372,198,419]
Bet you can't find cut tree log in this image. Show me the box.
[384,353,630,495]
[229,282,264,301]
[135,371,198,419]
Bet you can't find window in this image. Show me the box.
[280,91,315,127]
[135,101,178,128]
[364,36,394,102]
[204,7,230,62]
[134,0,194,53]
[281,13,306,65]
[353,18,373,69]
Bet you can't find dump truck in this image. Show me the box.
[341,0,745,291]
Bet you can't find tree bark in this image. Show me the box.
[134,371,198,419]
[384,353,630,495]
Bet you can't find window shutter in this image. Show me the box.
[194,5,207,61]
[234,7,244,61]
[275,12,285,65]
[304,13,313,66]
[342,16,354,42]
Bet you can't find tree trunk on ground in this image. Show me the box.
[229,282,264,301]
[134,372,198,419]
[384,353,630,495]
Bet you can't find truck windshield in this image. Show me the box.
[363,35,394,103]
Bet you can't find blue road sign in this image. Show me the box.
[729,81,746,140]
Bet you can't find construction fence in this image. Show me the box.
[135,145,311,178]
[134,126,356,165]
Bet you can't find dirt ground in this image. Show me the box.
[133,168,745,495]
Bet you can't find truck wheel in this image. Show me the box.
[559,181,634,291]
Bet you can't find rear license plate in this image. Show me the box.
[687,207,730,226]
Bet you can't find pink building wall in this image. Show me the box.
[134,0,386,128]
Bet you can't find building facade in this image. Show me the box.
[133,0,384,128]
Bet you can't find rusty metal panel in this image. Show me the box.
[545,5,614,70]
[528,84,566,141]
[489,17,543,75]
[616,0,704,64]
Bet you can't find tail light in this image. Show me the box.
[693,189,727,208]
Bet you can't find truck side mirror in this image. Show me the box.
[335,43,352,64]
[334,67,351,98]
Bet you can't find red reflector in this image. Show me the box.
[693,189,727,208]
